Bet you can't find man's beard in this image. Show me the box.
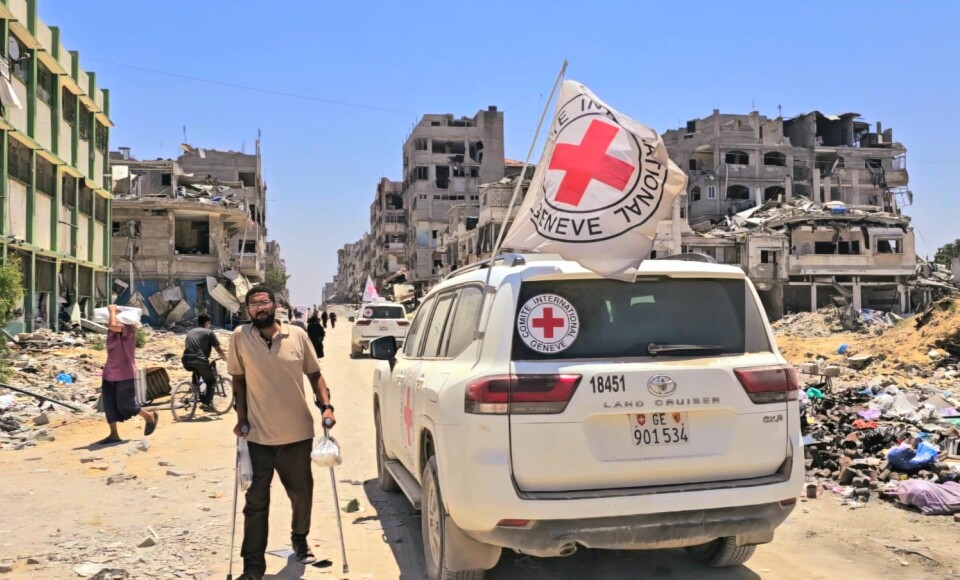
[252,312,276,329]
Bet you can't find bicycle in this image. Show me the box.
[170,359,234,421]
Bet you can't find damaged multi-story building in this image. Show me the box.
[0,1,114,332]
[658,109,917,319]
[401,108,505,290]
[109,141,280,326]
[369,177,405,287]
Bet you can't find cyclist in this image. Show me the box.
[182,314,228,411]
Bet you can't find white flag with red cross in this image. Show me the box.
[502,80,687,279]
[362,276,380,302]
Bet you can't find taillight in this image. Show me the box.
[355,320,372,326]
[464,374,582,415]
[734,365,799,404]
[397,320,410,326]
[497,519,531,527]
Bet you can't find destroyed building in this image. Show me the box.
[0,1,114,333]
[659,110,918,319]
[401,108,505,290]
[370,178,405,286]
[109,142,282,326]
[333,239,364,302]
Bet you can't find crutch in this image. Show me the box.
[227,425,248,580]
[323,417,349,574]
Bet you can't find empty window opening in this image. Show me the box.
[726,185,750,200]
[62,175,77,208]
[112,220,141,237]
[415,166,429,181]
[62,88,77,125]
[238,172,256,187]
[725,150,749,165]
[8,136,31,184]
[837,241,860,255]
[866,158,883,170]
[239,241,256,253]
[37,62,54,106]
[690,186,701,202]
[760,250,778,264]
[469,141,484,163]
[436,166,450,189]
[386,193,403,210]
[36,156,55,196]
[94,196,107,222]
[763,151,787,167]
[764,186,784,202]
[79,188,93,216]
[814,242,836,255]
[161,173,172,187]
[414,138,428,151]
[175,218,210,255]
[876,239,903,254]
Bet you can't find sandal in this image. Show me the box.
[144,411,159,436]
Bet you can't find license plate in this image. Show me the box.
[379,325,389,332]
[630,412,690,446]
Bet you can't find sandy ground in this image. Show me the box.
[2,325,960,579]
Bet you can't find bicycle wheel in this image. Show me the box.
[210,376,234,415]
[170,381,198,421]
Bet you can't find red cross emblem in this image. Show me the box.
[549,119,635,207]
[672,413,682,424]
[531,307,565,339]
[636,414,646,426]
[403,386,413,446]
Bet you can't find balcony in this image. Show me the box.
[788,253,914,276]
[723,163,789,180]
[233,254,263,278]
[751,263,778,280]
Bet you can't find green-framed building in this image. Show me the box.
[0,0,112,333]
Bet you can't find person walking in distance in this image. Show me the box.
[228,285,336,580]
[328,312,337,329]
[320,310,328,329]
[306,313,325,359]
[181,314,228,411]
[96,304,158,444]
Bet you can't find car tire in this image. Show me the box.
[375,406,399,493]
[422,456,486,580]
[686,537,756,567]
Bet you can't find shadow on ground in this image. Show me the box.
[362,479,762,580]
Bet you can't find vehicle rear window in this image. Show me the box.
[363,306,405,319]
[512,277,770,360]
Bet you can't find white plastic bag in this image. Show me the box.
[237,437,254,490]
[311,435,342,467]
[93,306,143,328]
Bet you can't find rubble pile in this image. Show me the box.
[0,326,204,452]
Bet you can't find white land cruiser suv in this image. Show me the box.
[369,254,802,580]
[350,301,409,357]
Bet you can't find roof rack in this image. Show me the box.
[652,252,718,264]
[443,253,527,281]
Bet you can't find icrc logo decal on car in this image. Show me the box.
[516,294,580,354]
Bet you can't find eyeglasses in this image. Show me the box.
[248,300,274,310]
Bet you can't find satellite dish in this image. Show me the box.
[8,37,19,61]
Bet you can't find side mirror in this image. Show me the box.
[370,336,398,367]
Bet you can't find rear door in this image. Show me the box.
[507,276,794,493]
[358,304,410,342]
[382,299,432,461]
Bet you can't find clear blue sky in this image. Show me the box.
[44,1,960,303]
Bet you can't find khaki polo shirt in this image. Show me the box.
[227,322,321,445]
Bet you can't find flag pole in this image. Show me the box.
[488,59,567,266]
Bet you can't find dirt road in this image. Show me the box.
[1,325,959,579]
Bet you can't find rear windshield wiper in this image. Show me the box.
[648,343,723,356]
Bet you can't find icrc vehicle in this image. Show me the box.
[369,253,802,580]
[350,301,409,357]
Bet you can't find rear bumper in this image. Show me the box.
[464,501,794,557]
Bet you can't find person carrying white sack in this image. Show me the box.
[94,304,158,444]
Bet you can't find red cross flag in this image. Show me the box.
[502,80,687,279]
[362,276,380,302]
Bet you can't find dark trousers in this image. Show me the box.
[182,360,216,404]
[101,379,139,423]
[241,438,314,575]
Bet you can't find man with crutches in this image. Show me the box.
[225,285,336,580]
